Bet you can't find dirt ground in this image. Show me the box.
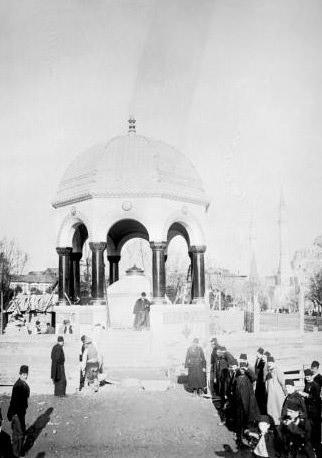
[0,383,237,458]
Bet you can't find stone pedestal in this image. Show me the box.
[54,304,108,337]
[150,303,210,367]
[106,269,151,328]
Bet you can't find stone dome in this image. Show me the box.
[53,131,208,208]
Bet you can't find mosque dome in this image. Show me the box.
[53,122,208,208]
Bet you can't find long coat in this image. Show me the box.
[51,344,66,396]
[234,372,260,434]
[255,358,267,414]
[7,378,30,431]
[184,345,206,391]
[304,379,321,449]
[266,367,286,425]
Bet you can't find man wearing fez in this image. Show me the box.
[209,337,219,398]
[300,368,321,453]
[281,379,307,419]
[280,399,315,457]
[255,347,267,415]
[311,360,322,388]
[7,365,30,457]
[51,336,67,396]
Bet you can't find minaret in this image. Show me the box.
[277,189,292,287]
[249,218,259,288]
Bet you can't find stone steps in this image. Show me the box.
[97,329,157,368]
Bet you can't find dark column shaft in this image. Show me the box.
[71,252,82,300]
[150,242,167,301]
[190,245,206,302]
[90,242,106,300]
[56,247,72,303]
[108,255,121,285]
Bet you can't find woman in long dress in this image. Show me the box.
[184,338,206,395]
[265,356,286,425]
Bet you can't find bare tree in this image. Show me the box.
[0,238,28,302]
[307,270,322,314]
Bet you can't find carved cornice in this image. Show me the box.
[56,247,73,256]
[150,241,167,251]
[89,242,107,252]
[189,245,207,254]
[52,192,210,209]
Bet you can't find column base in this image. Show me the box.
[58,299,71,306]
[191,298,206,305]
[90,299,107,306]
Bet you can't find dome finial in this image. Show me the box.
[128,116,136,134]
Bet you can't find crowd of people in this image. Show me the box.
[184,337,322,457]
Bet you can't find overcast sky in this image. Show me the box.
[1,0,322,276]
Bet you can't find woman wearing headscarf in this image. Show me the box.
[184,338,206,395]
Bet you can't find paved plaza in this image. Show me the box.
[0,385,236,457]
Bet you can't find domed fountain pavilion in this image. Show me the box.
[52,119,210,337]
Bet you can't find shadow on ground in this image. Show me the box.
[23,407,53,455]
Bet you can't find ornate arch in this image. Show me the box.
[162,210,206,248]
[56,209,93,247]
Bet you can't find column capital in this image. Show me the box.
[107,255,121,262]
[189,245,207,254]
[150,241,167,251]
[71,252,82,261]
[56,247,72,256]
[89,242,107,252]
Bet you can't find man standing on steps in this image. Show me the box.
[133,292,151,330]
[7,365,30,458]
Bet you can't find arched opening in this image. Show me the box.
[166,223,191,303]
[106,219,150,285]
[71,223,89,302]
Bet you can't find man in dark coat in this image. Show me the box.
[311,360,322,388]
[51,336,67,396]
[255,347,267,415]
[281,379,307,419]
[209,337,219,398]
[301,368,321,453]
[234,361,260,448]
[280,399,315,457]
[7,365,30,458]
[133,292,151,330]
[0,408,13,458]
[184,338,206,395]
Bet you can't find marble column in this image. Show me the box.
[108,255,121,285]
[71,252,82,301]
[188,251,194,301]
[190,245,206,303]
[56,247,72,304]
[89,242,106,300]
[150,241,167,302]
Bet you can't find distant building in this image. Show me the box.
[292,237,322,292]
[10,268,58,294]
